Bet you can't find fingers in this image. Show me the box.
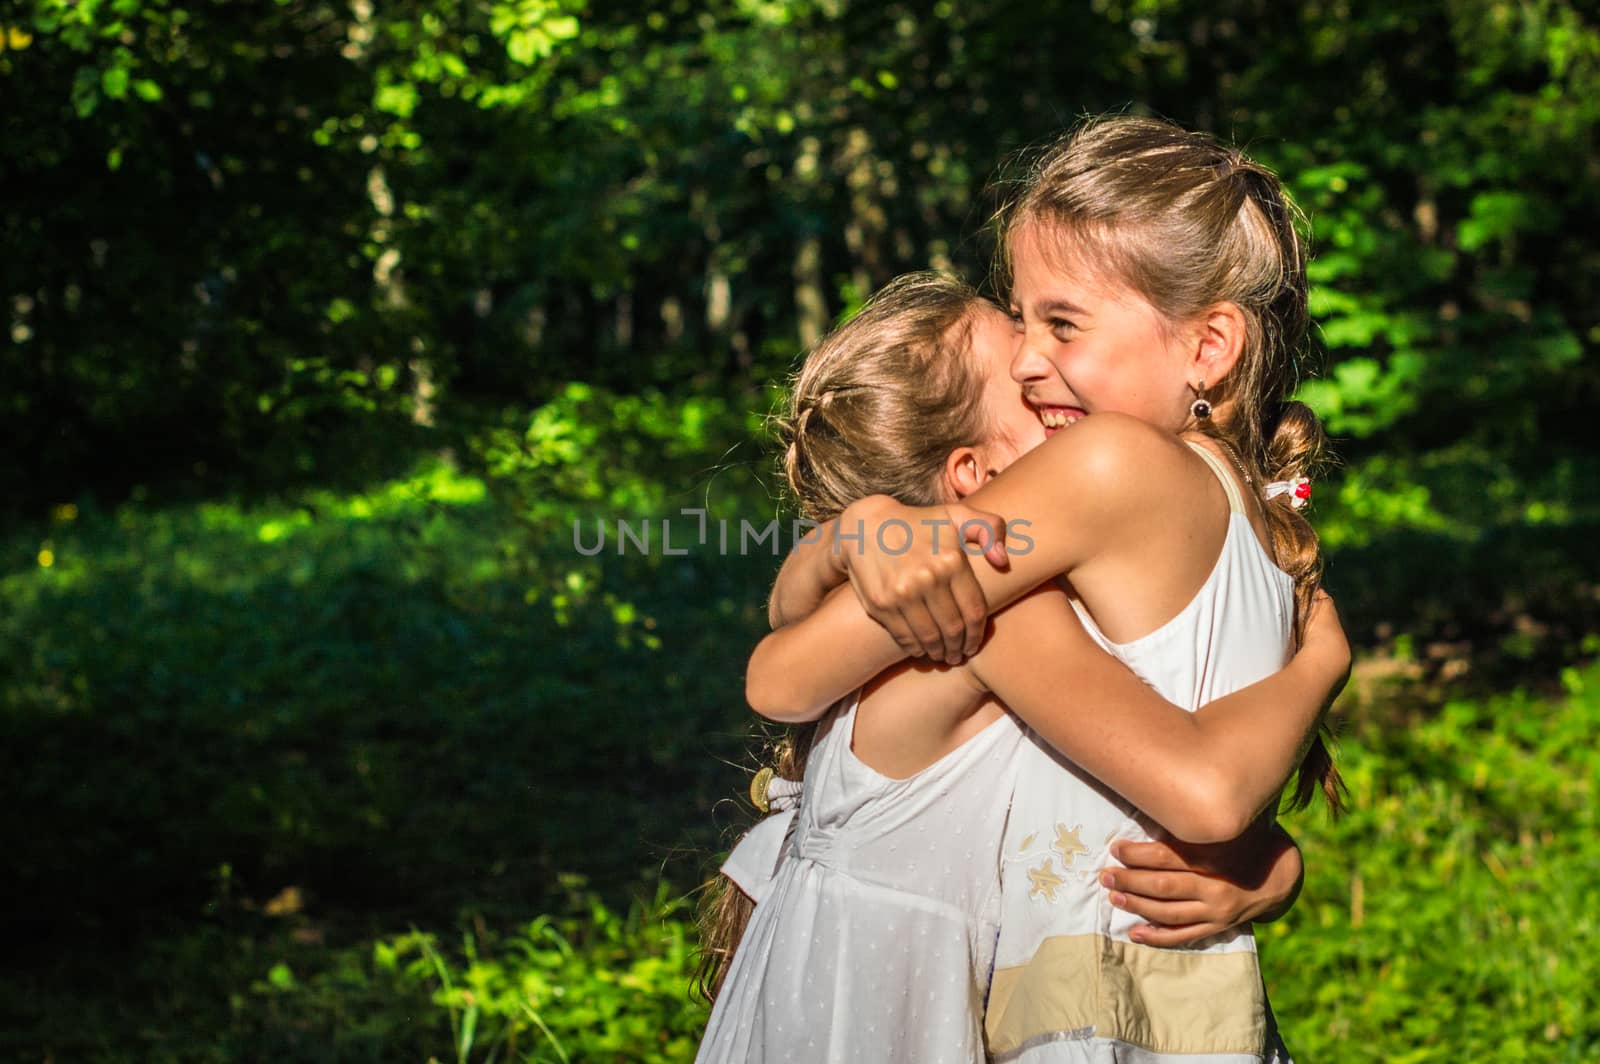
[1102,865,1211,905]
[1304,590,1349,655]
[1300,590,1352,694]
[838,500,1001,663]
[1109,839,1192,873]
[953,506,1010,570]
[923,588,965,664]
[1107,892,1214,928]
[950,568,990,659]
[896,592,940,659]
[1102,861,1250,936]
[1127,922,1228,948]
[872,582,959,662]
[904,550,982,663]
[901,596,954,663]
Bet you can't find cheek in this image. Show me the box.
[1010,410,1047,453]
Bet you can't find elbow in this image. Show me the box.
[1163,768,1259,845]
[745,670,793,723]
[745,644,814,724]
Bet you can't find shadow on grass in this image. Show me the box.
[2,480,774,963]
[1326,518,1600,703]
[6,461,1599,1059]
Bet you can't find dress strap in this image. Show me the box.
[1184,439,1248,515]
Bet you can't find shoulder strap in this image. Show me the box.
[1184,439,1247,515]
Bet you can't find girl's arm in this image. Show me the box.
[747,583,901,721]
[964,585,1348,843]
[767,498,1011,647]
[750,574,1348,842]
[767,520,847,630]
[1104,824,1305,947]
[768,413,1191,699]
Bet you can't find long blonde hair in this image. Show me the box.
[694,272,996,1002]
[998,115,1345,815]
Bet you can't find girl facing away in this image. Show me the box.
[695,269,1348,1060]
[752,116,1344,1062]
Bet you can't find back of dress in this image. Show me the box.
[985,442,1296,1064]
[698,691,1024,1064]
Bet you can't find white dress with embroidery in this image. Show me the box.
[984,442,1297,1064]
[696,692,1024,1064]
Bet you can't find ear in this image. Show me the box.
[942,446,992,501]
[1187,301,1247,387]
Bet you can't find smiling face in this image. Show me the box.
[928,301,1050,504]
[1006,223,1197,438]
[970,302,1048,469]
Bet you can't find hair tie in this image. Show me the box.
[1264,476,1312,510]
[748,766,803,813]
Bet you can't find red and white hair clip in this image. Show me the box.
[1265,476,1313,510]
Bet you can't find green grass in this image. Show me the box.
[1265,668,1600,1060]
[1,457,769,1060]
[4,444,1597,1060]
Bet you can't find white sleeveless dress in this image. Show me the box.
[984,442,1297,1063]
[697,692,1024,1064]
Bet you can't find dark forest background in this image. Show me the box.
[3,1,1597,1059]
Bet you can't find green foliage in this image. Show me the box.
[0,453,766,949]
[243,659,1600,1063]
[273,885,708,1063]
[1266,663,1600,1060]
[7,0,1594,517]
[6,1,1600,1060]
[5,425,1598,1057]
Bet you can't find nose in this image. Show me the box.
[1009,327,1053,387]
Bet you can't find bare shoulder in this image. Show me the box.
[1010,413,1196,504]
[963,415,1200,552]
[1069,412,1189,469]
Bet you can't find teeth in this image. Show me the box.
[1039,410,1081,428]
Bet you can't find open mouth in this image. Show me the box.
[1035,405,1087,436]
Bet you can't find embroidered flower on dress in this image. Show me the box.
[1027,861,1066,902]
[1053,823,1087,863]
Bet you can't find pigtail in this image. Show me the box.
[1260,400,1348,816]
[692,725,819,1003]
[693,862,755,1003]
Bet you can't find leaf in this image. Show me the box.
[101,64,130,99]
[506,27,549,64]
[545,15,579,41]
[267,963,296,990]
[374,82,419,118]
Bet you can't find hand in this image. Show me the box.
[1301,589,1352,692]
[1100,827,1303,947]
[835,495,1009,663]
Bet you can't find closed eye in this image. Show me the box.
[1050,318,1078,340]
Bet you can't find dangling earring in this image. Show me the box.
[1189,380,1213,421]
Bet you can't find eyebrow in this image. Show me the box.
[1033,298,1090,318]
